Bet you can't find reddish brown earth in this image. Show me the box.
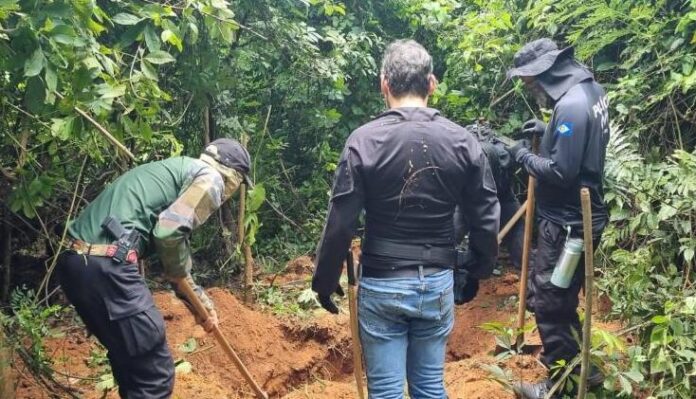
[12,255,621,399]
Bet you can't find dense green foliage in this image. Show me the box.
[2,0,696,397]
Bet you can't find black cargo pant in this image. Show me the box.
[529,218,601,375]
[57,252,174,399]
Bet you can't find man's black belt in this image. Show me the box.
[361,265,448,278]
[362,238,468,267]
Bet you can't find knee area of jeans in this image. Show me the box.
[407,386,448,399]
[365,376,406,399]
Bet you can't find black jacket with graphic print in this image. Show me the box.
[312,107,500,296]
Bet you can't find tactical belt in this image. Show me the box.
[362,238,467,267]
[65,238,139,264]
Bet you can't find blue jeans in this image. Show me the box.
[359,268,454,399]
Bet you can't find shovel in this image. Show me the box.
[177,280,269,399]
[346,250,367,399]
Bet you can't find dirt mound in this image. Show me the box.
[283,354,547,399]
[14,288,352,399]
[448,272,528,360]
[160,288,351,397]
[12,263,621,399]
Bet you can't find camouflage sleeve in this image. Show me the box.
[153,164,242,281]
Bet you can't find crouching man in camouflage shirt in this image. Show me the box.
[57,138,250,399]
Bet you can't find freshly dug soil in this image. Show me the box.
[12,258,620,399]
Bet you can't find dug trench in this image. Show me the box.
[13,255,619,399]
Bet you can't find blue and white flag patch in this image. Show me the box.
[555,122,574,137]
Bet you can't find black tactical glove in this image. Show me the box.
[454,268,480,305]
[318,285,344,314]
[457,278,480,304]
[506,139,531,159]
[521,118,547,138]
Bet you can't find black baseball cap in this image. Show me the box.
[204,138,254,187]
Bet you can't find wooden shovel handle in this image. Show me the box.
[498,200,527,244]
[515,135,539,348]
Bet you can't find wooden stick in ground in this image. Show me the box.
[515,136,539,349]
[176,279,269,399]
[237,180,250,300]
[498,200,527,244]
[577,188,594,399]
[346,251,366,399]
[239,135,255,303]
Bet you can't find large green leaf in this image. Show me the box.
[97,83,127,99]
[50,116,76,140]
[144,24,160,52]
[112,13,142,25]
[44,67,57,92]
[140,59,158,81]
[247,184,266,212]
[24,48,45,77]
[144,50,175,64]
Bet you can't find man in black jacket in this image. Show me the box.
[312,39,500,398]
[505,38,610,398]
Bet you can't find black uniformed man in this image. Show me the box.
[312,39,500,398]
[505,38,610,398]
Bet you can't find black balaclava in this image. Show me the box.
[536,57,594,104]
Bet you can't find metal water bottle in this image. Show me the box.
[550,235,584,288]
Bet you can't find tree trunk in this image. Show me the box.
[0,328,14,399]
[203,107,211,145]
[220,204,237,266]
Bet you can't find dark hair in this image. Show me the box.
[380,39,433,99]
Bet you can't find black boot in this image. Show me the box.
[586,365,605,388]
[514,367,604,399]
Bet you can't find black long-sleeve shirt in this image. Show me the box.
[515,78,610,233]
[312,107,500,296]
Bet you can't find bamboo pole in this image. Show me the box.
[515,136,539,348]
[176,279,268,399]
[577,188,594,399]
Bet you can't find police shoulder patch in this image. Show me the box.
[555,122,574,137]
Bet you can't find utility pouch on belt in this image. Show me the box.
[101,216,140,264]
